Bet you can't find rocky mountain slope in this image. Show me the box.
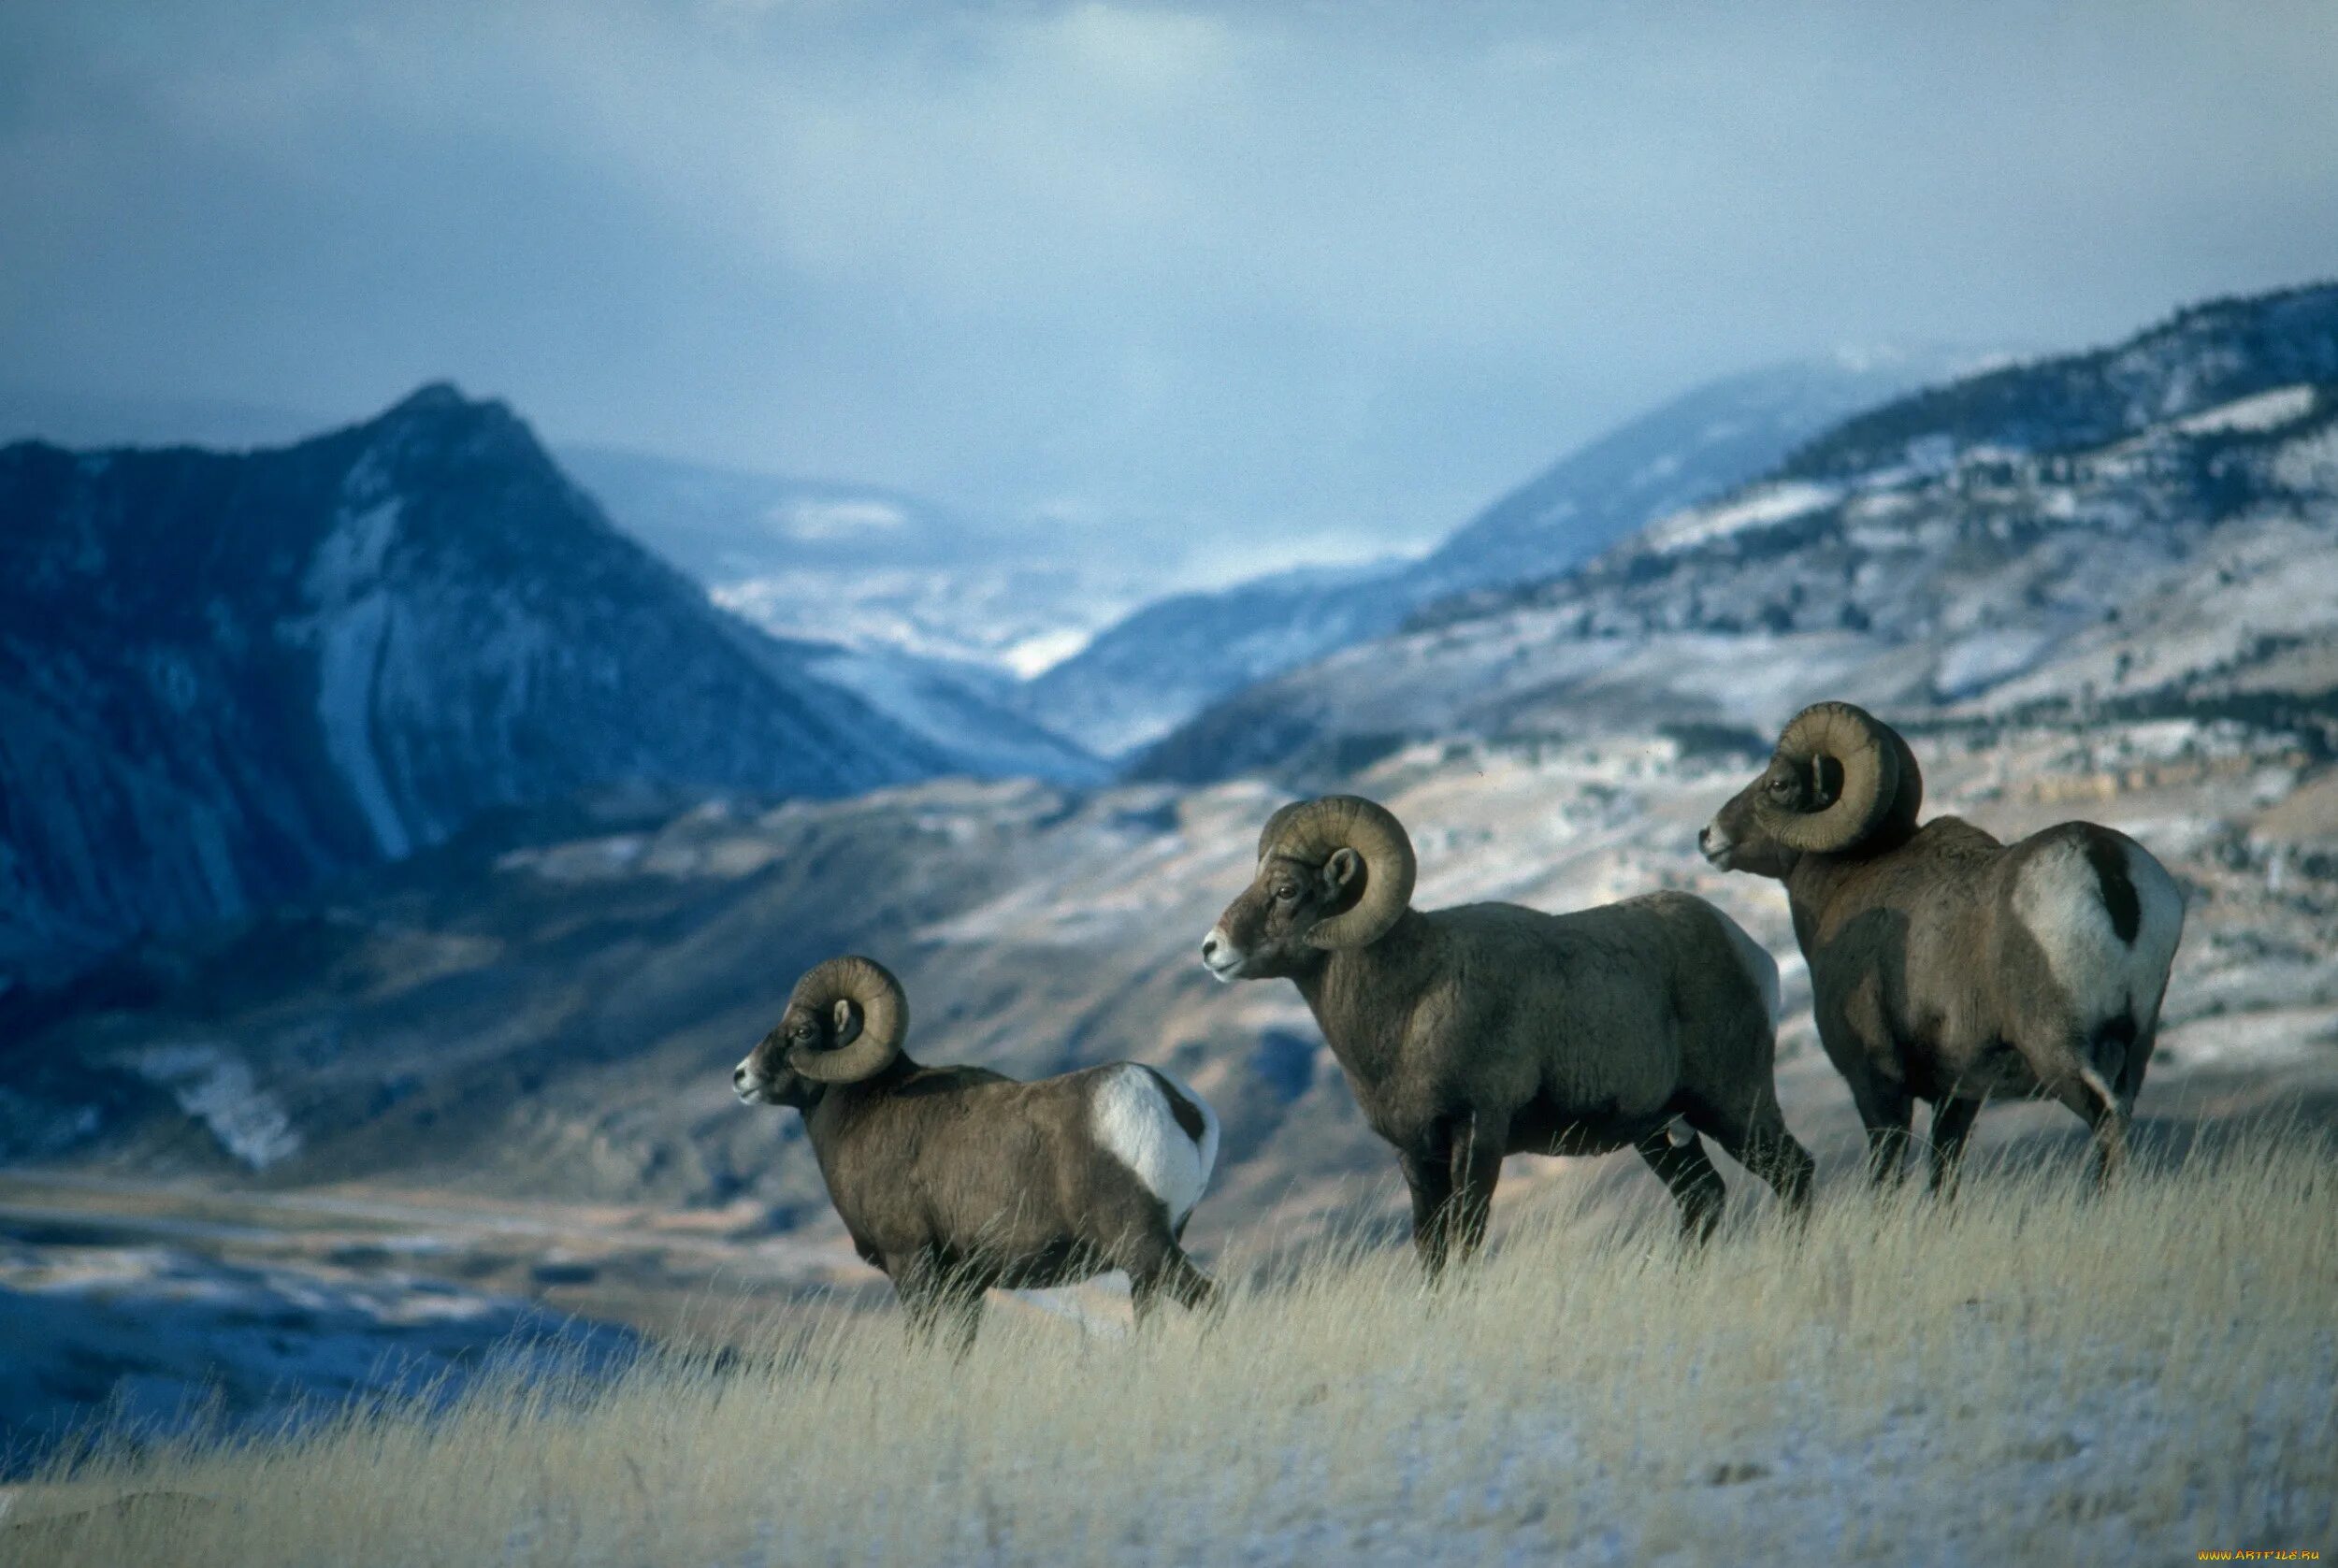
[0,386,968,989]
[1021,352,1958,756]
[1137,284,2338,785]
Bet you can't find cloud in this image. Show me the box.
[3,0,2334,562]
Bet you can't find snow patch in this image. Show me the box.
[2171,383,2315,437]
[1643,482,1841,554]
[1936,628,2057,699]
[782,498,909,539]
[1002,627,1093,678]
[304,499,399,604]
[122,1044,301,1170]
[296,500,412,858]
[312,595,411,857]
[802,648,1101,783]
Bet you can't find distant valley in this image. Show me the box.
[1018,351,1969,755]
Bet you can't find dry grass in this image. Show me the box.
[6,1136,2333,1567]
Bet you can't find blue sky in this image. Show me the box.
[3,1,2333,566]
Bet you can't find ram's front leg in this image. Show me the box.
[890,1248,945,1345]
[1444,1110,1508,1268]
[1398,1137,1457,1277]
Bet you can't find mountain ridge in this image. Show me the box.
[1131,283,2338,785]
[1020,352,1966,756]
[0,385,958,987]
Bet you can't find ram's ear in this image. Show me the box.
[830,998,864,1048]
[1321,846,1364,899]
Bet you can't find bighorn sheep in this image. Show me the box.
[732,957,1220,1349]
[1201,796,1811,1272]
[1700,702,2185,1187]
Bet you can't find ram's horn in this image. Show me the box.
[785,956,908,1085]
[1772,702,1922,855]
[1261,795,1418,950]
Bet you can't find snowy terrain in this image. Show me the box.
[0,1229,630,1475]
[558,444,1172,677]
[1023,352,1965,756]
[1139,285,2338,784]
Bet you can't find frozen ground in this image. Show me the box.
[0,1231,632,1480]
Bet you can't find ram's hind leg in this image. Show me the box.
[1683,1089,1814,1220]
[941,1282,985,1358]
[893,1250,948,1345]
[1129,1247,1216,1324]
[1121,1212,1218,1326]
[2047,1066,2129,1187]
[1635,1125,1727,1244]
[2022,1023,2130,1187]
[1843,1072,1915,1190]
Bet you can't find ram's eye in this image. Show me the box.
[1273,883,1299,902]
[1766,776,1794,799]
[790,1024,815,1041]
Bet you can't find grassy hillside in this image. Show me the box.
[6,1135,2331,1565]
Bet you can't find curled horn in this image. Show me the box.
[1256,800,1308,864]
[1771,702,1923,855]
[1262,795,1418,950]
[785,956,908,1085]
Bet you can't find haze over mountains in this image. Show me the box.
[556,351,1974,760]
[556,444,1166,679]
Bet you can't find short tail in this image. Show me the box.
[1093,1064,1220,1230]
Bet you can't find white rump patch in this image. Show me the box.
[1090,1064,1219,1227]
[2011,834,2185,1032]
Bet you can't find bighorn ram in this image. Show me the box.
[1202,796,1812,1271]
[1701,702,2184,1187]
[733,957,1220,1348]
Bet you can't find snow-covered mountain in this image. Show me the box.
[1406,351,1983,601]
[1013,559,1416,760]
[560,445,1169,678]
[558,445,1106,780]
[795,643,1103,784]
[1020,352,1963,757]
[1134,283,2338,784]
[0,385,976,987]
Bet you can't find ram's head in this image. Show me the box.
[734,956,908,1105]
[1701,701,1924,876]
[1202,795,1418,981]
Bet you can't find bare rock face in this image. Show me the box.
[0,383,951,987]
